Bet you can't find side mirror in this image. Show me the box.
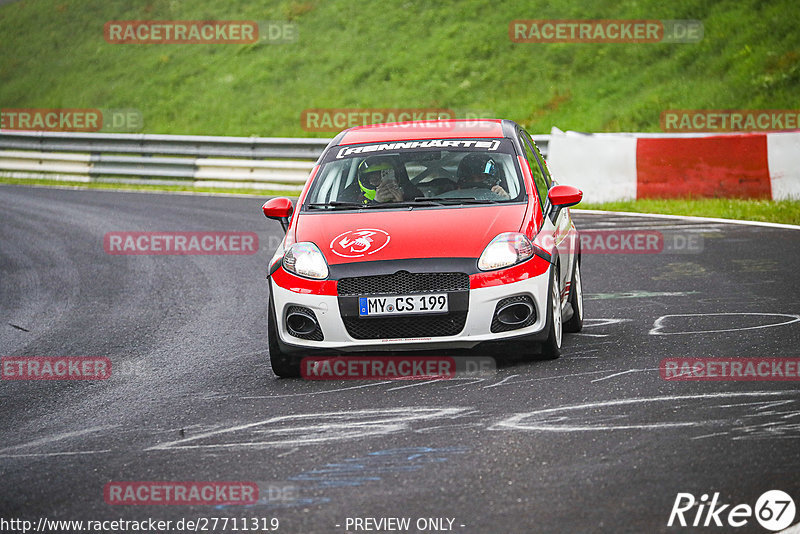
[262,197,294,232]
[547,185,582,222]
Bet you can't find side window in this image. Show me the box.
[519,130,548,210]
[529,134,553,188]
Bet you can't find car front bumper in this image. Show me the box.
[269,257,553,353]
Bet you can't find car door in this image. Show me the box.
[519,129,577,301]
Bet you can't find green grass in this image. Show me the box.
[2,0,798,136]
[0,177,293,197]
[3,2,799,220]
[4,178,798,226]
[579,198,800,225]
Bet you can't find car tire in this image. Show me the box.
[268,294,300,378]
[563,261,583,333]
[540,268,562,360]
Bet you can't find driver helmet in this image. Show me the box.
[457,154,497,188]
[358,157,396,201]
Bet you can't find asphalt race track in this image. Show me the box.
[1,184,799,534]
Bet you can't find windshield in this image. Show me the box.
[304,138,525,209]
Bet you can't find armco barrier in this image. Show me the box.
[547,129,800,202]
[0,131,331,191]
[2,129,796,200]
[0,131,549,192]
[0,131,550,192]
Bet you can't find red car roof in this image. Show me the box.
[338,119,505,145]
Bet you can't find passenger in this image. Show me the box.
[456,154,509,199]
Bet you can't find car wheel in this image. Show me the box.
[268,294,300,378]
[540,268,562,359]
[563,261,583,333]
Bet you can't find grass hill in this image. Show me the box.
[1,0,798,137]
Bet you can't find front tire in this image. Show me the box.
[540,268,562,359]
[563,261,583,333]
[268,294,300,378]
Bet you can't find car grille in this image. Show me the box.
[337,271,470,296]
[338,271,470,339]
[343,312,468,340]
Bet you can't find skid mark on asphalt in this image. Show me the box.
[490,390,800,440]
[732,259,781,272]
[0,425,118,457]
[585,291,698,301]
[573,317,632,338]
[146,407,470,451]
[582,318,631,327]
[149,390,800,455]
[441,377,489,389]
[649,312,800,335]
[385,379,442,392]
[651,262,709,281]
[241,381,393,399]
[482,374,520,388]
[590,368,657,383]
[0,449,113,459]
[414,422,485,433]
[467,369,640,390]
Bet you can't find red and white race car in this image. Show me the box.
[262,119,583,377]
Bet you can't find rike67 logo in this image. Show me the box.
[668,490,796,531]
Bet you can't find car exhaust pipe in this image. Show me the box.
[286,310,319,336]
[496,301,534,326]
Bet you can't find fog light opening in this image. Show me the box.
[496,301,534,326]
[286,310,319,336]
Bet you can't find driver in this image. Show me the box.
[456,154,509,199]
[340,156,408,205]
[357,157,403,203]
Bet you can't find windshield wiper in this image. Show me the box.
[413,197,503,205]
[381,200,442,208]
[307,201,365,210]
[308,200,442,210]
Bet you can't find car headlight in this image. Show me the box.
[283,242,329,279]
[478,232,534,271]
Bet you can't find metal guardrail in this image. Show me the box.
[0,130,549,191]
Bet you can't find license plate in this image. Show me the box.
[359,294,448,316]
